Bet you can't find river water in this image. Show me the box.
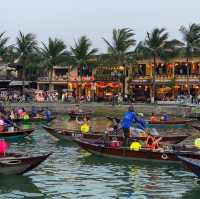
[0,116,200,199]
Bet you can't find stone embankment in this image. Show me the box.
[5,102,193,117]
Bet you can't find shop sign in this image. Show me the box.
[82,76,94,81]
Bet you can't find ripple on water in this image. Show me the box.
[0,117,199,199]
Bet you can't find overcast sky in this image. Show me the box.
[0,0,200,52]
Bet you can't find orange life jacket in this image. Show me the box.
[145,135,160,150]
[150,116,158,122]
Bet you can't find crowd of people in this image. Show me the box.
[0,106,52,132]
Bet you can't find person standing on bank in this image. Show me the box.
[121,106,138,146]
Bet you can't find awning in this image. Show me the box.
[96,82,121,88]
[9,81,31,86]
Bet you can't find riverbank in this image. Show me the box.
[5,102,193,117]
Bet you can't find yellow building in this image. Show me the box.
[129,59,200,101]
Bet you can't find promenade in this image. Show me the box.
[5,102,193,117]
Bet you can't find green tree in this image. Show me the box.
[137,28,182,103]
[41,37,69,91]
[103,28,136,65]
[179,23,200,95]
[15,31,38,93]
[71,36,98,69]
[0,32,10,62]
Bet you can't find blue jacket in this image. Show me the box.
[44,110,52,122]
[136,117,146,131]
[121,111,137,129]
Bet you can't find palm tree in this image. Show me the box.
[15,31,38,93]
[0,32,10,61]
[179,24,200,95]
[41,37,69,91]
[71,36,98,68]
[103,28,136,96]
[138,28,183,103]
[71,36,98,102]
[103,28,136,65]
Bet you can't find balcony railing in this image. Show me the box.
[94,74,121,81]
[37,76,69,82]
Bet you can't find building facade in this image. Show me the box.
[37,65,125,101]
[129,58,200,101]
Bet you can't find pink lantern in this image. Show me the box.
[0,140,8,154]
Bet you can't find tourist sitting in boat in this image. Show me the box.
[160,113,170,121]
[43,108,52,123]
[150,113,158,122]
[110,137,121,149]
[145,134,162,151]
[17,107,23,118]
[76,116,91,134]
[130,139,142,151]
[23,112,30,121]
[75,104,82,113]
[19,108,27,119]
[30,106,37,118]
[121,106,138,146]
[0,115,5,132]
[10,110,16,120]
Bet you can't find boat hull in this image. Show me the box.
[74,138,200,163]
[0,153,51,175]
[178,156,200,177]
[13,117,56,123]
[43,126,77,141]
[67,111,92,119]
[43,126,188,144]
[0,129,35,141]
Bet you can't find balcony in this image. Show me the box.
[37,77,49,82]
[37,75,69,82]
[155,75,173,83]
[94,73,122,82]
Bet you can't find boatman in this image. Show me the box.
[121,106,138,146]
[136,113,147,132]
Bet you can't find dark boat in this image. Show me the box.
[13,116,56,123]
[147,119,195,125]
[67,110,93,119]
[190,124,200,131]
[43,126,85,141]
[74,138,200,163]
[0,152,51,175]
[178,156,200,177]
[43,126,188,144]
[0,128,35,140]
[106,116,195,126]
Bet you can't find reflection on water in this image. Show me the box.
[0,116,200,198]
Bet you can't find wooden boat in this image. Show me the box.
[0,128,35,140]
[107,116,195,125]
[190,124,200,131]
[67,110,93,119]
[43,126,86,141]
[147,119,195,125]
[178,156,200,177]
[74,138,200,163]
[43,126,188,144]
[0,152,51,175]
[13,116,56,123]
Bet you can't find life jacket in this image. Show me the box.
[0,119,4,126]
[150,116,158,122]
[130,141,141,151]
[145,135,159,150]
[23,114,30,120]
[110,140,121,149]
[80,123,90,134]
